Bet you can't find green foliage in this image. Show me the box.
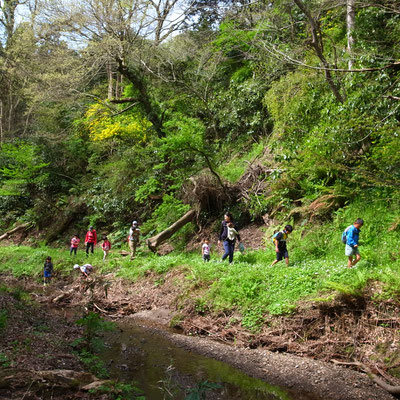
[0,310,8,332]
[78,349,109,379]
[75,312,115,353]
[72,312,115,378]
[185,380,222,400]
[141,194,191,237]
[0,142,49,196]
[0,353,11,367]
[89,381,145,400]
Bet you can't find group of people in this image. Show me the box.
[68,221,141,261]
[205,212,364,268]
[69,226,111,260]
[201,212,293,265]
[42,213,364,285]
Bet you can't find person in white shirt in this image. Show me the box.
[201,239,211,262]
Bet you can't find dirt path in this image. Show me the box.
[2,272,397,400]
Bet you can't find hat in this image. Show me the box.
[73,264,80,269]
[89,226,94,229]
[132,221,138,226]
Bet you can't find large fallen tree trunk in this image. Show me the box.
[147,209,196,252]
[0,223,31,241]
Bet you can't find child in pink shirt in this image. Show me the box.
[102,237,111,260]
[70,234,80,256]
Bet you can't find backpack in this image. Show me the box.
[341,225,352,244]
[271,231,281,245]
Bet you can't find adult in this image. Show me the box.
[218,212,241,264]
[345,218,364,268]
[84,226,97,256]
[128,221,140,260]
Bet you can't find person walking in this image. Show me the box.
[85,226,97,257]
[43,256,54,286]
[271,225,293,267]
[201,238,211,262]
[218,212,241,264]
[128,221,140,260]
[102,236,111,261]
[344,218,364,268]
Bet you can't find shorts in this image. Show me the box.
[44,270,52,278]
[345,244,360,257]
[203,254,210,262]
[276,249,289,261]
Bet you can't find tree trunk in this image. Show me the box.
[293,0,344,103]
[0,223,31,241]
[107,63,113,100]
[347,0,356,69]
[147,209,195,252]
[116,58,164,137]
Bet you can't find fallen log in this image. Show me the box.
[147,209,195,252]
[52,289,74,303]
[0,368,96,390]
[0,223,31,241]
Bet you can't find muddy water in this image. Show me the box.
[100,322,316,400]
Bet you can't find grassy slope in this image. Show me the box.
[0,195,399,331]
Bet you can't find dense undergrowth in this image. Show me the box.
[1,195,398,332]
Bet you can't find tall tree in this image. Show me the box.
[346,0,355,69]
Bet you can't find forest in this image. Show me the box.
[0,0,400,398]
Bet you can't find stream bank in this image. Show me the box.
[1,273,396,399]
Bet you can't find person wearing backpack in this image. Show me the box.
[85,226,97,256]
[343,218,364,268]
[271,225,293,267]
[218,212,241,264]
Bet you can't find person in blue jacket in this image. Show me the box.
[345,218,364,268]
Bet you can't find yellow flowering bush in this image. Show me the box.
[83,103,152,142]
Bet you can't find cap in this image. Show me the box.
[73,264,80,269]
[132,221,138,226]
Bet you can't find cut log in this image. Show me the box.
[147,209,195,252]
[0,223,31,241]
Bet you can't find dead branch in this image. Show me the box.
[109,97,139,104]
[331,360,400,395]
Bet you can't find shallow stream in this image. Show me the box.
[100,321,319,400]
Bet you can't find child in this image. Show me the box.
[227,222,239,241]
[344,218,364,268]
[201,239,211,262]
[271,225,293,267]
[43,256,53,286]
[128,221,140,260]
[70,234,80,256]
[102,236,111,260]
[74,263,93,278]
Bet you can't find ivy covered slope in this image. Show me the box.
[0,0,399,238]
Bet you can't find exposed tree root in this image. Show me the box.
[332,360,400,395]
